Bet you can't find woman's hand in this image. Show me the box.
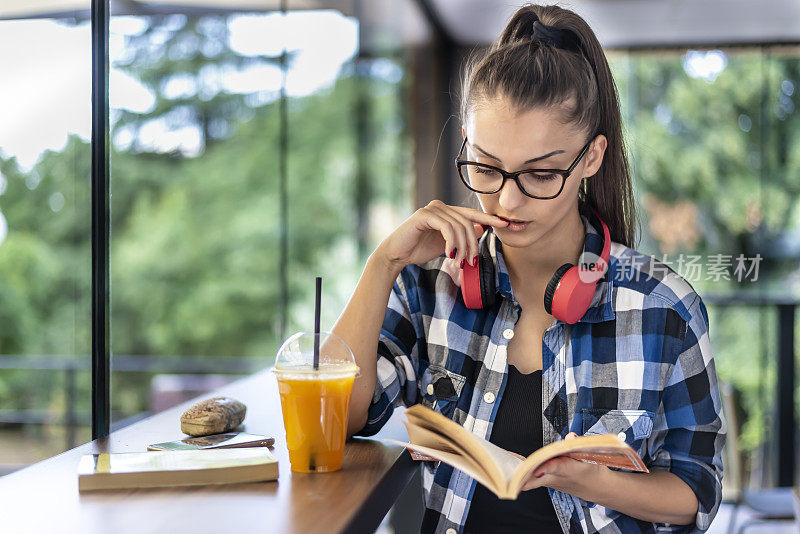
[376,200,508,270]
[512,432,608,495]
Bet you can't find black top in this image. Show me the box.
[463,366,563,534]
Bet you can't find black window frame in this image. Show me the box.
[91,0,110,440]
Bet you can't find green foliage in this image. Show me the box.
[0,27,410,423]
[113,14,283,151]
[0,135,91,356]
[610,51,800,461]
[620,52,800,252]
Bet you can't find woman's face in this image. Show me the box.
[464,95,606,250]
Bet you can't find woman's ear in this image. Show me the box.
[582,134,607,178]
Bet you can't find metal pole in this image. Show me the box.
[354,13,371,261]
[412,0,458,205]
[66,365,77,448]
[776,304,796,486]
[439,40,456,205]
[91,0,111,440]
[757,47,769,487]
[278,0,289,341]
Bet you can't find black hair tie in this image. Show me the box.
[531,20,583,55]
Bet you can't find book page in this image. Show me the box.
[404,409,505,482]
[78,447,276,475]
[404,405,523,492]
[564,448,648,471]
[467,433,524,490]
[405,423,499,489]
[508,434,648,497]
[383,438,498,493]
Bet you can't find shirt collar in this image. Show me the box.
[481,214,615,324]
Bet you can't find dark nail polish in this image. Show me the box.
[449,248,457,259]
[460,259,465,269]
[472,255,478,266]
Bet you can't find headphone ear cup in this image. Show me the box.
[460,255,482,309]
[543,210,611,323]
[548,263,599,324]
[459,250,496,309]
[544,263,573,315]
[478,251,496,309]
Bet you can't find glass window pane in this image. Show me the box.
[108,6,413,427]
[109,11,281,420]
[610,47,800,488]
[0,13,91,473]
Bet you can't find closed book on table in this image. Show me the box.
[77,447,278,492]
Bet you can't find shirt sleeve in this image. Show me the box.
[646,294,727,532]
[352,265,425,437]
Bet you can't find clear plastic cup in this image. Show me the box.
[272,331,360,473]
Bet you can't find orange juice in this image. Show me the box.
[277,370,356,473]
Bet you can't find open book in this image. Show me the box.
[385,404,648,500]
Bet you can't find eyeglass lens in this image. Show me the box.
[461,165,563,198]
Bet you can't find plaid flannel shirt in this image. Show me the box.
[355,214,726,534]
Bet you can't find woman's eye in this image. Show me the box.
[523,171,559,182]
[475,167,495,175]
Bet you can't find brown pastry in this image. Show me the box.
[180,397,246,437]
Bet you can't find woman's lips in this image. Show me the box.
[496,216,529,232]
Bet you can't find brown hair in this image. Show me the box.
[459,4,637,247]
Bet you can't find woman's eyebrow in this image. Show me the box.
[472,143,566,164]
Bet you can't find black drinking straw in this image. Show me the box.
[313,276,321,370]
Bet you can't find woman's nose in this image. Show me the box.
[497,177,527,211]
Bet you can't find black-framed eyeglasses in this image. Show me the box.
[454,135,595,200]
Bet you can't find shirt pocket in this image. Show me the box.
[419,364,466,420]
[419,364,466,475]
[581,408,655,459]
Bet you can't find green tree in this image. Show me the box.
[610,51,800,459]
[113,14,283,151]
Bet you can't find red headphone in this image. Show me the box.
[460,207,611,325]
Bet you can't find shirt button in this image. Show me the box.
[502,329,514,340]
[426,384,434,396]
[446,529,457,534]
[484,392,495,404]
[617,431,626,441]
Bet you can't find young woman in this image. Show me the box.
[333,4,725,533]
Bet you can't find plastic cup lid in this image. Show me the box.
[273,331,360,378]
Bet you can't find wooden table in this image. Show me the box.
[0,370,417,534]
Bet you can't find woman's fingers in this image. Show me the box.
[431,208,469,265]
[413,201,508,267]
[420,209,458,258]
[452,205,509,227]
[432,207,483,265]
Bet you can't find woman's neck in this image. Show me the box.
[500,209,586,303]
